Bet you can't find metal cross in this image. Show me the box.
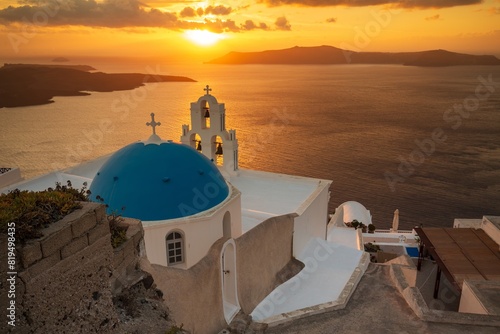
[146,113,161,135]
[204,85,212,95]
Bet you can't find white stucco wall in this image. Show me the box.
[142,190,241,269]
[459,281,488,315]
[227,192,242,238]
[482,216,500,248]
[293,181,331,257]
[328,201,373,228]
[453,218,482,229]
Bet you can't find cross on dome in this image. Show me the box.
[146,113,161,135]
[204,85,212,95]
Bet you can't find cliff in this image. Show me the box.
[0,202,174,333]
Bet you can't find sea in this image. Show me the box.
[1,61,499,230]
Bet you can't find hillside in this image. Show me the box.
[207,46,500,66]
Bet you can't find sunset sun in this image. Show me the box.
[184,29,224,46]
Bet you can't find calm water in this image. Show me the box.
[1,63,499,229]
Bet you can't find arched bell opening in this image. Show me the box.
[190,133,202,152]
[211,135,224,166]
[201,100,210,129]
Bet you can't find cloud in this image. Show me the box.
[425,14,441,20]
[179,6,196,18]
[275,16,291,30]
[257,0,482,9]
[179,4,232,18]
[204,5,232,16]
[241,19,258,30]
[0,0,289,33]
[0,0,179,28]
[241,19,269,30]
[203,18,239,33]
[326,17,336,23]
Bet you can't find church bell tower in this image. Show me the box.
[180,85,239,175]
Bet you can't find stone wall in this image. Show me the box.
[0,202,117,333]
[235,213,296,314]
[110,217,145,295]
[0,202,149,334]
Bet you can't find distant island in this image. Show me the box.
[0,64,196,108]
[3,63,97,72]
[52,57,70,63]
[207,46,500,67]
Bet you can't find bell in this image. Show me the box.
[204,108,210,118]
[215,143,223,155]
[196,141,202,151]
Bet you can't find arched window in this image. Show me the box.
[166,231,184,265]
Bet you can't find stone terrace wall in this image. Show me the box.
[0,202,121,333]
[110,217,144,295]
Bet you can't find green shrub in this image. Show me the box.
[166,324,184,334]
[345,219,368,233]
[108,213,128,248]
[368,223,376,233]
[0,181,89,243]
[93,195,128,249]
[364,242,381,253]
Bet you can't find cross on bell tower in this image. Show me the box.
[146,113,161,135]
[204,85,212,95]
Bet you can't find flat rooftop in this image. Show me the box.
[416,227,500,291]
[227,169,329,233]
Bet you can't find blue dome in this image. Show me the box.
[89,141,229,221]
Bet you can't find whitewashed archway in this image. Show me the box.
[220,239,240,324]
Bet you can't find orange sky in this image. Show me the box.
[0,0,499,62]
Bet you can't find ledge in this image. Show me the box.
[259,252,370,327]
[17,202,109,275]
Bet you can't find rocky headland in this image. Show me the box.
[0,64,196,108]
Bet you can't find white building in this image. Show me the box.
[1,87,368,333]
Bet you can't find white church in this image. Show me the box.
[1,87,369,333]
